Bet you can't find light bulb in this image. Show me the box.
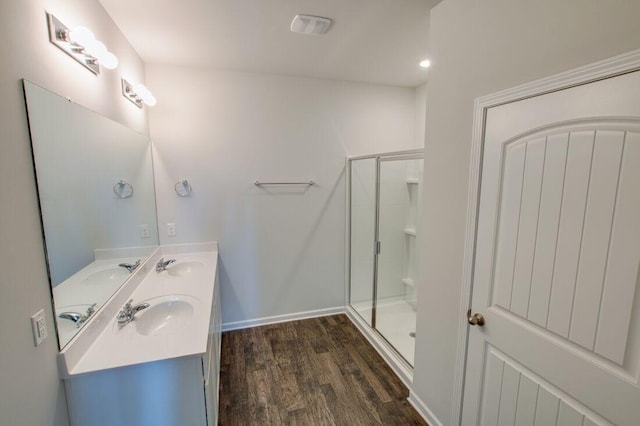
[143,94,157,107]
[419,59,431,68]
[68,26,95,47]
[133,84,149,98]
[133,84,156,106]
[99,51,118,69]
[84,40,107,58]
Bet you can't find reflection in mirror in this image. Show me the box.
[23,80,159,349]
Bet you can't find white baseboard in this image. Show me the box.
[221,306,346,331]
[408,392,443,426]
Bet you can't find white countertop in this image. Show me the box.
[58,243,218,377]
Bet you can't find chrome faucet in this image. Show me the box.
[59,303,97,328]
[116,299,150,327]
[118,259,141,273]
[156,257,176,272]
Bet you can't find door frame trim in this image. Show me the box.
[452,48,640,425]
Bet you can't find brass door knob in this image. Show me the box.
[467,309,485,326]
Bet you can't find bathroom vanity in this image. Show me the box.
[58,243,221,426]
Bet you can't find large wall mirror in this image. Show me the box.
[23,80,159,349]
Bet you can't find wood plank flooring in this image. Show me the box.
[218,314,427,425]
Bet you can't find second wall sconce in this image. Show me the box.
[122,79,157,108]
[47,13,118,75]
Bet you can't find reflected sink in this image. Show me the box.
[85,268,129,284]
[134,295,199,336]
[162,261,205,277]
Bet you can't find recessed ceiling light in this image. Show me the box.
[419,59,431,68]
[290,14,333,35]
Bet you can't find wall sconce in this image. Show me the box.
[47,12,118,75]
[121,79,157,108]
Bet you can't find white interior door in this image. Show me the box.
[462,70,640,426]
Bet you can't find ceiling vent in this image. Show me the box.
[290,14,333,35]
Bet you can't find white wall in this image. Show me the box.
[414,83,428,147]
[377,160,410,300]
[146,65,419,324]
[0,0,148,424]
[413,1,640,424]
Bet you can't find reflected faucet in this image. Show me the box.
[59,303,97,328]
[118,259,141,273]
[116,299,150,327]
[156,257,176,272]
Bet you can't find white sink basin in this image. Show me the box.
[162,261,205,277]
[133,295,199,336]
[85,267,129,284]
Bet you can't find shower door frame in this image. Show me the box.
[347,148,424,367]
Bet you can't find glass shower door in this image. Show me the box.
[374,156,423,366]
[349,158,377,326]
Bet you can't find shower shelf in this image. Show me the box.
[406,178,420,184]
[403,228,417,236]
[402,277,414,288]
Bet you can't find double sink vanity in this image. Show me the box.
[59,243,221,426]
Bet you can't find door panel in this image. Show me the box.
[527,134,568,328]
[480,348,609,426]
[594,131,640,365]
[510,138,545,318]
[492,143,526,311]
[547,131,594,338]
[463,70,640,425]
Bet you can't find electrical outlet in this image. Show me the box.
[139,224,150,238]
[31,309,47,346]
[167,222,176,237]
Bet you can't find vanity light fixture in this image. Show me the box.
[121,79,157,108]
[419,59,431,69]
[47,13,119,75]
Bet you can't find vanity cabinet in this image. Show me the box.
[64,267,222,426]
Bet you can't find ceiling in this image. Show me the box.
[99,0,438,87]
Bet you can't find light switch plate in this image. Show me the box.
[140,224,150,238]
[167,223,176,237]
[31,309,47,346]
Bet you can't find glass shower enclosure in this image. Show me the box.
[348,150,423,367]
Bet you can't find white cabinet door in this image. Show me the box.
[462,70,640,426]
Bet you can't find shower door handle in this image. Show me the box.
[375,241,381,255]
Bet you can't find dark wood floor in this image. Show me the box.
[218,314,427,425]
